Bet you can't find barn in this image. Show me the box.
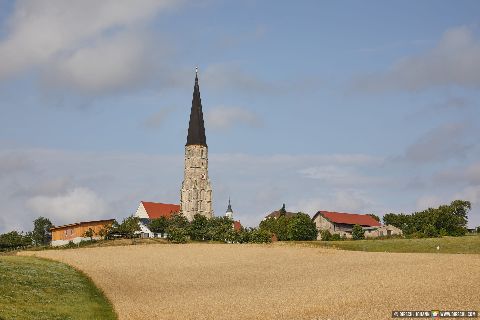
[312,211,402,240]
[50,219,115,246]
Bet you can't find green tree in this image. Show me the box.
[383,200,470,237]
[320,229,332,241]
[167,226,188,243]
[118,216,141,243]
[206,216,234,241]
[188,214,209,241]
[248,228,272,243]
[166,213,189,243]
[286,213,318,241]
[352,224,364,240]
[84,228,95,241]
[149,216,169,237]
[279,203,286,214]
[367,214,380,222]
[97,224,111,240]
[0,231,32,251]
[32,217,53,246]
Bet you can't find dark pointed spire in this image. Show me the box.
[186,67,207,146]
[226,197,233,213]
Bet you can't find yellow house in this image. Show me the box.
[50,219,114,246]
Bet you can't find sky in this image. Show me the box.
[0,0,480,233]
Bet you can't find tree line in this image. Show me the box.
[258,210,318,241]
[0,216,53,251]
[145,213,273,243]
[383,200,471,238]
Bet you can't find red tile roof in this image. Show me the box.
[316,211,381,227]
[233,220,242,231]
[142,201,180,219]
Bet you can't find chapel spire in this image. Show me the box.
[186,67,207,146]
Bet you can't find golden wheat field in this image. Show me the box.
[20,243,480,320]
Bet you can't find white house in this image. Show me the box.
[134,201,180,238]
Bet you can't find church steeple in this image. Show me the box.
[186,67,207,146]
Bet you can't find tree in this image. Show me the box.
[383,200,470,237]
[320,229,332,241]
[279,203,286,214]
[117,216,141,243]
[167,226,188,243]
[367,214,380,222]
[248,228,272,243]
[352,224,364,240]
[286,213,318,241]
[188,214,209,241]
[84,228,95,241]
[97,224,111,240]
[259,215,289,241]
[210,216,236,242]
[0,231,32,251]
[149,217,169,237]
[166,213,189,243]
[477,226,480,233]
[32,217,53,246]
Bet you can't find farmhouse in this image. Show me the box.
[263,204,298,221]
[312,211,402,240]
[50,219,114,246]
[134,201,180,238]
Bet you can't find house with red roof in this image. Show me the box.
[312,210,402,240]
[134,201,180,238]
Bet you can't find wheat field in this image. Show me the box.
[20,243,480,320]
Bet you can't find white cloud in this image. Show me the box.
[404,123,472,163]
[299,165,388,187]
[292,190,374,216]
[415,195,444,211]
[205,106,261,130]
[354,25,480,92]
[0,152,33,177]
[0,0,179,94]
[46,32,154,94]
[27,187,109,225]
[144,107,174,129]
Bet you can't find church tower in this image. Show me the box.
[180,68,213,221]
[225,198,233,220]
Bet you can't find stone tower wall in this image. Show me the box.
[180,144,213,221]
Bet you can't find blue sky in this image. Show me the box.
[0,0,479,232]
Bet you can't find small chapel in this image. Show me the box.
[180,68,213,221]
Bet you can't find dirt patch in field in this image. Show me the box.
[20,243,480,320]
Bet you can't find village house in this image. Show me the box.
[312,211,402,240]
[263,204,298,221]
[134,201,180,238]
[50,219,115,246]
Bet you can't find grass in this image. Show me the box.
[0,256,117,320]
[292,234,480,254]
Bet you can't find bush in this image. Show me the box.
[286,213,318,241]
[167,226,188,243]
[320,229,332,241]
[331,233,342,241]
[248,228,272,243]
[352,224,364,240]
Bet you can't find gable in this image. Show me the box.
[139,201,180,219]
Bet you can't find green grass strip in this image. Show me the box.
[0,256,117,320]
[293,235,480,254]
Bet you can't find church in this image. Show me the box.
[180,68,213,221]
